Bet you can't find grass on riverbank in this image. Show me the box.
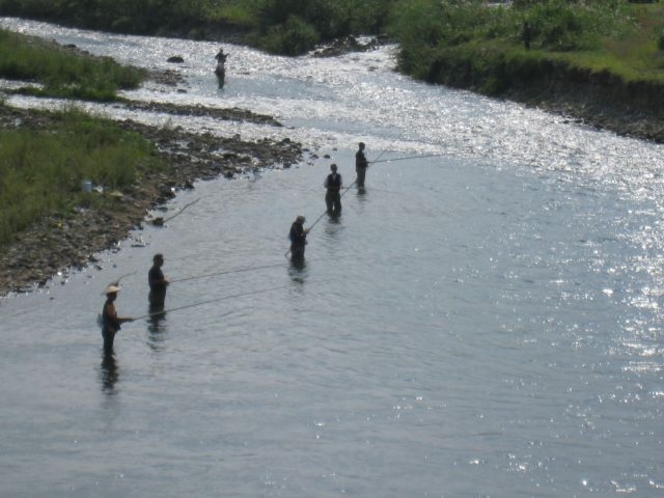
[389,1,664,93]
[0,105,168,248]
[1,0,662,89]
[0,28,146,100]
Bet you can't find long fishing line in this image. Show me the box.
[370,152,448,164]
[306,135,404,233]
[283,137,404,259]
[132,283,290,321]
[101,270,137,294]
[150,197,201,226]
[169,261,285,283]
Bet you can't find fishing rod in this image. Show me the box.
[284,136,404,257]
[151,197,201,226]
[370,152,448,165]
[131,283,289,321]
[101,270,137,294]
[306,136,403,232]
[169,262,285,284]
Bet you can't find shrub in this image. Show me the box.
[259,15,320,55]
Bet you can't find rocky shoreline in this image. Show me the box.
[0,95,311,297]
[505,83,664,145]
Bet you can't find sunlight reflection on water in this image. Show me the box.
[1,16,664,497]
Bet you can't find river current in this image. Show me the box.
[1,18,663,498]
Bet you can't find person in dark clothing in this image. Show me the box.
[215,48,228,88]
[289,215,310,262]
[148,253,169,310]
[101,285,133,353]
[355,142,368,187]
[215,48,228,64]
[523,22,532,50]
[324,163,343,216]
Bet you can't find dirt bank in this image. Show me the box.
[504,64,664,144]
[0,97,312,297]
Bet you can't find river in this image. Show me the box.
[1,18,663,498]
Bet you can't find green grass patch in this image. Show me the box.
[388,0,664,92]
[0,28,146,101]
[0,105,168,247]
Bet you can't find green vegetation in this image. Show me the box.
[388,0,664,93]
[0,0,390,55]
[1,0,662,84]
[0,106,167,247]
[0,29,146,100]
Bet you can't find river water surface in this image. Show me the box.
[1,18,663,498]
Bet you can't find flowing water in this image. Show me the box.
[1,18,664,498]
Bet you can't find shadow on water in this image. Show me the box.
[326,211,342,223]
[147,305,168,352]
[99,352,119,394]
[288,258,308,283]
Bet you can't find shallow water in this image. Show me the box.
[1,18,664,498]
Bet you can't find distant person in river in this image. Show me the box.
[101,285,133,353]
[215,48,228,64]
[215,48,228,88]
[289,215,310,262]
[148,253,169,310]
[324,163,343,216]
[355,142,368,187]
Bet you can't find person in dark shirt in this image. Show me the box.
[148,253,169,310]
[215,48,228,64]
[324,163,343,216]
[523,22,532,50]
[355,142,368,187]
[101,285,133,353]
[289,215,310,262]
[215,48,228,87]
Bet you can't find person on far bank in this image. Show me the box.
[101,285,133,353]
[522,21,532,50]
[289,215,310,262]
[324,163,343,216]
[355,142,369,187]
[148,253,169,310]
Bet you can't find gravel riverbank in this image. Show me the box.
[0,94,311,297]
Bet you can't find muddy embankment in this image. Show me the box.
[505,59,664,143]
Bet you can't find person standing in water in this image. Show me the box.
[148,253,169,310]
[324,163,343,216]
[215,48,228,64]
[355,142,368,187]
[289,215,310,262]
[101,285,133,353]
[215,48,228,87]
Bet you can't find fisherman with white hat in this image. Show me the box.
[101,284,134,353]
[289,215,310,263]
